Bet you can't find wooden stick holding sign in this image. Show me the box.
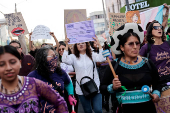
[102,50,117,78]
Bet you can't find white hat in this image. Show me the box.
[110,23,144,55]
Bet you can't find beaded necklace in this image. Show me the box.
[123,56,138,64]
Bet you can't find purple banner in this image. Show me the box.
[65,20,95,44]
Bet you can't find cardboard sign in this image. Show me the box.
[4,12,29,37]
[126,11,141,24]
[155,96,170,113]
[109,13,126,35]
[64,9,87,36]
[31,25,51,41]
[65,20,95,44]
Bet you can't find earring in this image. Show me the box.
[151,37,155,41]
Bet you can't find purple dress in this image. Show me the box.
[0,77,68,113]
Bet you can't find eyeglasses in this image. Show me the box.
[47,55,56,59]
[153,26,163,30]
[124,42,140,48]
[59,48,65,51]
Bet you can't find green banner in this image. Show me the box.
[120,0,170,13]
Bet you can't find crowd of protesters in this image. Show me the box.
[0,3,170,113]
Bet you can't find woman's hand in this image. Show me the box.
[29,32,32,37]
[65,35,70,45]
[50,32,55,37]
[112,76,121,90]
[93,35,102,49]
[152,94,160,103]
[163,3,169,10]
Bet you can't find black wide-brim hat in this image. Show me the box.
[110,23,144,55]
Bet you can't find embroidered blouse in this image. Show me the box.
[100,58,161,104]
[0,76,68,113]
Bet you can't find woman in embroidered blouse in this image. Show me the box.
[100,23,160,113]
[0,45,68,113]
[62,36,106,113]
[27,45,77,113]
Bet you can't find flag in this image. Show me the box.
[139,5,164,30]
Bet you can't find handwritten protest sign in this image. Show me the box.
[126,11,141,24]
[65,20,95,44]
[31,25,51,41]
[4,12,29,37]
[155,96,170,113]
[64,9,87,36]
[109,13,126,35]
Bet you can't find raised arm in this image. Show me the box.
[92,36,106,62]
[50,32,59,52]
[29,32,36,51]
[162,3,169,29]
[34,78,68,113]
[18,33,28,55]
[62,36,74,65]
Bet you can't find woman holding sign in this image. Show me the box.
[100,23,160,113]
[62,36,106,113]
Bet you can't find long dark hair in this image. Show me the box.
[89,41,99,53]
[0,45,21,60]
[74,42,92,59]
[117,29,140,57]
[33,45,62,82]
[58,43,72,62]
[146,20,165,44]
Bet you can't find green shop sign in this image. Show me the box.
[120,0,170,13]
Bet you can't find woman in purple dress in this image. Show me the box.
[0,45,68,113]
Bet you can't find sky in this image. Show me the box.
[0,0,106,45]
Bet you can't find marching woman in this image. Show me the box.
[27,45,77,113]
[140,20,170,92]
[58,43,79,113]
[62,36,106,113]
[100,23,160,113]
[0,45,68,113]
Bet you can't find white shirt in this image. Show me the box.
[62,49,106,95]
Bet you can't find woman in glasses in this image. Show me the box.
[62,36,105,113]
[27,45,77,113]
[100,23,160,113]
[58,43,79,113]
[0,45,68,113]
[139,20,170,93]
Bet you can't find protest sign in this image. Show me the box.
[126,11,141,24]
[31,25,51,41]
[65,20,95,44]
[155,96,170,113]
[4,12,29,37]
[109,13,126,35]
[64,9,87,36]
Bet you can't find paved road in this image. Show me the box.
[78,98,113,113]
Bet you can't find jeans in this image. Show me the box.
[78,93,103,113]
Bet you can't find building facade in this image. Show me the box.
[0,18,10,46]
[89,11,105,36]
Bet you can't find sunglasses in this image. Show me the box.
[59,48,65,51]
[153,26,163,30]
[125,42,140,48]
[47,55,56,59]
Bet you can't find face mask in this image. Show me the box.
[47,56,58,73]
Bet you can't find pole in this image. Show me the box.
[15,3,17,13]
[125,0,131,11]
[102,0,110,43]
